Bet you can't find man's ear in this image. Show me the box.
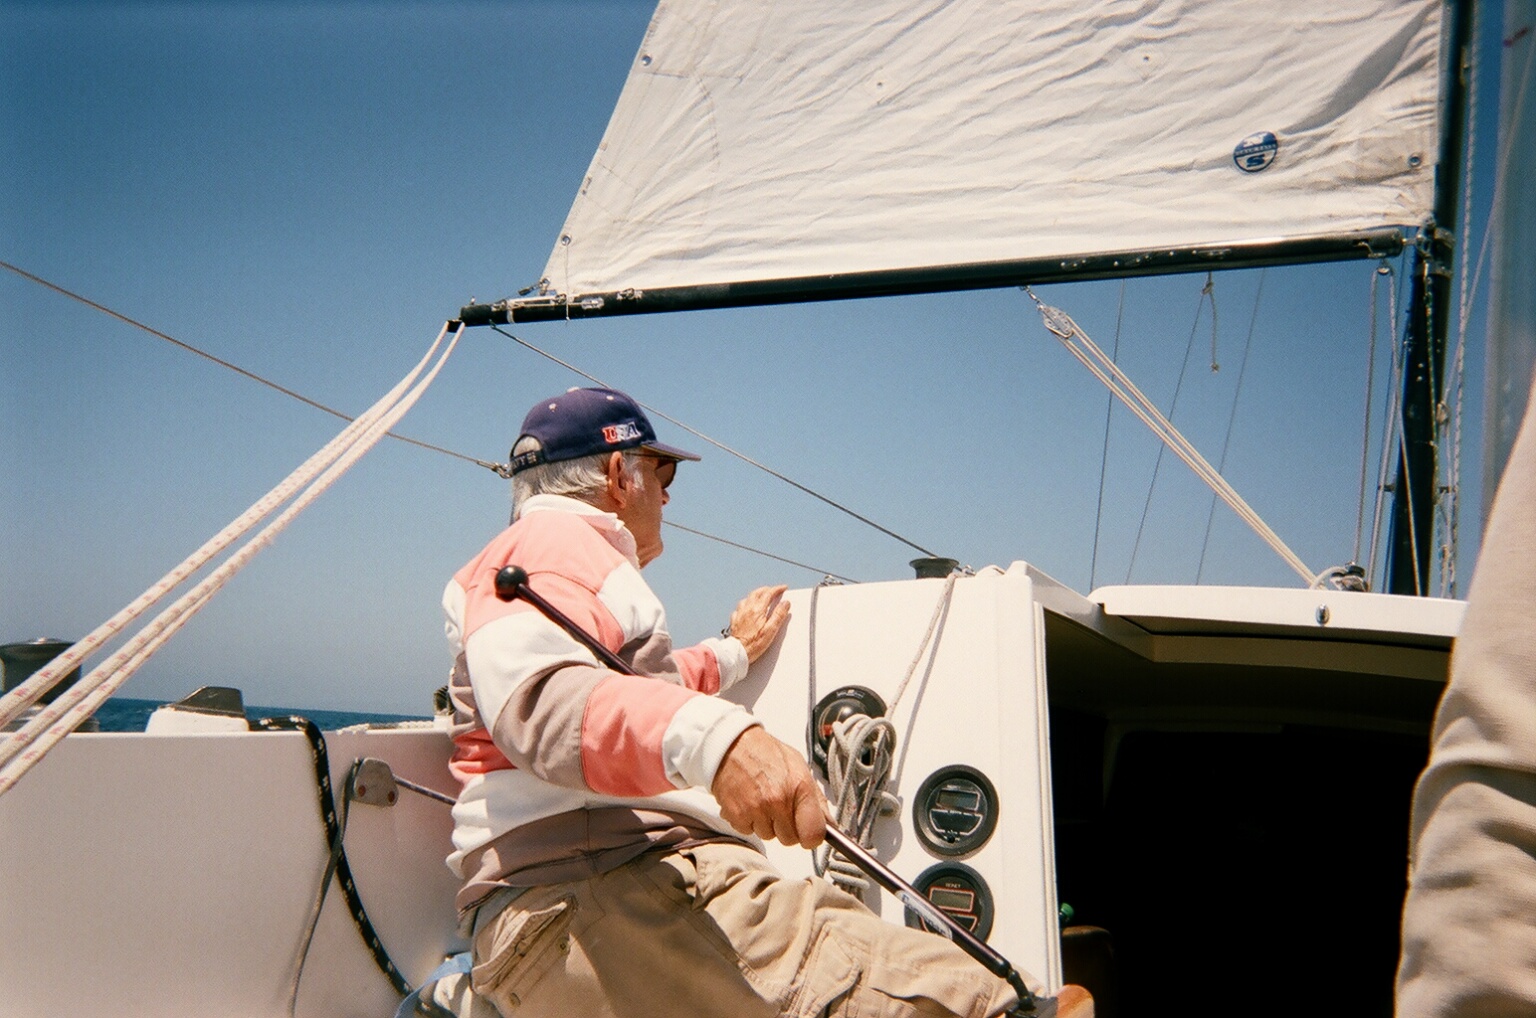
[604,452,629,507]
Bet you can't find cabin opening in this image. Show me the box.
[1043,608,1444,1018]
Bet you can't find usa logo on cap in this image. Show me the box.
[602,422,643,444]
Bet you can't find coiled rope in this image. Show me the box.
[809,574,959,894]
[0,323,463,795]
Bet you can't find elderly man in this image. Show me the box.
[442,387,1027,1018]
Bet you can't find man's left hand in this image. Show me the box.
[729,585,791,663]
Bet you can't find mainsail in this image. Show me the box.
[516,0,1446,319]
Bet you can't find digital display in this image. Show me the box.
[928,886,976,911]
[935,785,981,810]
[908,862,994,941]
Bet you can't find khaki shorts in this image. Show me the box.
[469,842,1022,1018]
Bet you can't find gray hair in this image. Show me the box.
[511,436,644,518]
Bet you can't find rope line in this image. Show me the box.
[0,325,463,795]
[810,575,958,895]
[1089,280,1127,590]
[0,321,454,735]
[256,718,412,1004]
[1196,269,1267,583]
[1126,276,1212,582]
[491,325,941,557]
[1025,288,1315,585]
[0,259,503,475]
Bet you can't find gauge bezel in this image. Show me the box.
[912,764,999,857]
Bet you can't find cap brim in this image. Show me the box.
[641,440,702,463]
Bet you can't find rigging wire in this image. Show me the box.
[490,324,942,558]
[1126,274,1213,582]
[663,521,858,583]
[1025,287,1316,585]
[1196,269,1266,584]
[1404,259,1433,597]
[3,261,859,582]
[1088,280,1127,590]
[1355,263,1389,568]
[1208,273,1221,372]
[0,259,504,475]
[1367,261,1408,586]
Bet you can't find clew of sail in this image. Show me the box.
[533,0,1445,314]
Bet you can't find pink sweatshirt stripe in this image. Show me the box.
[580,674,697,795]
[671,644,721,694]
[451,728,512,782]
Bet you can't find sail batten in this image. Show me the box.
[534,0,1444,309]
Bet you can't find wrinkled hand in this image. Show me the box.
[729,584,791,663]
[711,725,827,849]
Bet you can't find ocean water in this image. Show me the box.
[93,697,427,733]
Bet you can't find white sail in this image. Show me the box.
[541,0,1445,302]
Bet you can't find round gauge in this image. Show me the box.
[913,765,999,857]
[809,685,886,775]
[903,862,994,942]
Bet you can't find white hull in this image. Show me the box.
[0,564,1462,1015]
[0,726,460,1018]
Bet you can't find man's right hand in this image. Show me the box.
[711,725,827,849]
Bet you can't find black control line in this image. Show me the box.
[492,564,1038,1012]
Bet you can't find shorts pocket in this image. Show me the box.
[787,929,860,1018]
[845,952,999,1018]
[470,894,576,1011]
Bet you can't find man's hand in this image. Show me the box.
[711,725,827,849]
[729,584,791,663]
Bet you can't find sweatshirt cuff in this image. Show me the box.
[662,696,761,790]
[701,635,749,691]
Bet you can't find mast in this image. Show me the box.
[1385,0,1475,596]
[1481,0,1536,531]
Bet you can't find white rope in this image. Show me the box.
[0,323,454,733]
[819,714,900,893]
[0,324,463,795]
[815,574,957,894]
[1024,288,1316,584]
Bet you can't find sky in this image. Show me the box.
[0,0,1509,715]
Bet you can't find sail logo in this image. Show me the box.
[602,422,642,444]
[1233,131,1278,173]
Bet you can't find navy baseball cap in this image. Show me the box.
[510,387,701,474]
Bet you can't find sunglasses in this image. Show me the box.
[636,454,677,490]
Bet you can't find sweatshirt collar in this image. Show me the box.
[517,493,639,568]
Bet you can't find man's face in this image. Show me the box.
[623,454,675,567]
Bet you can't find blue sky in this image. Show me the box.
[1,1,1505,714]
